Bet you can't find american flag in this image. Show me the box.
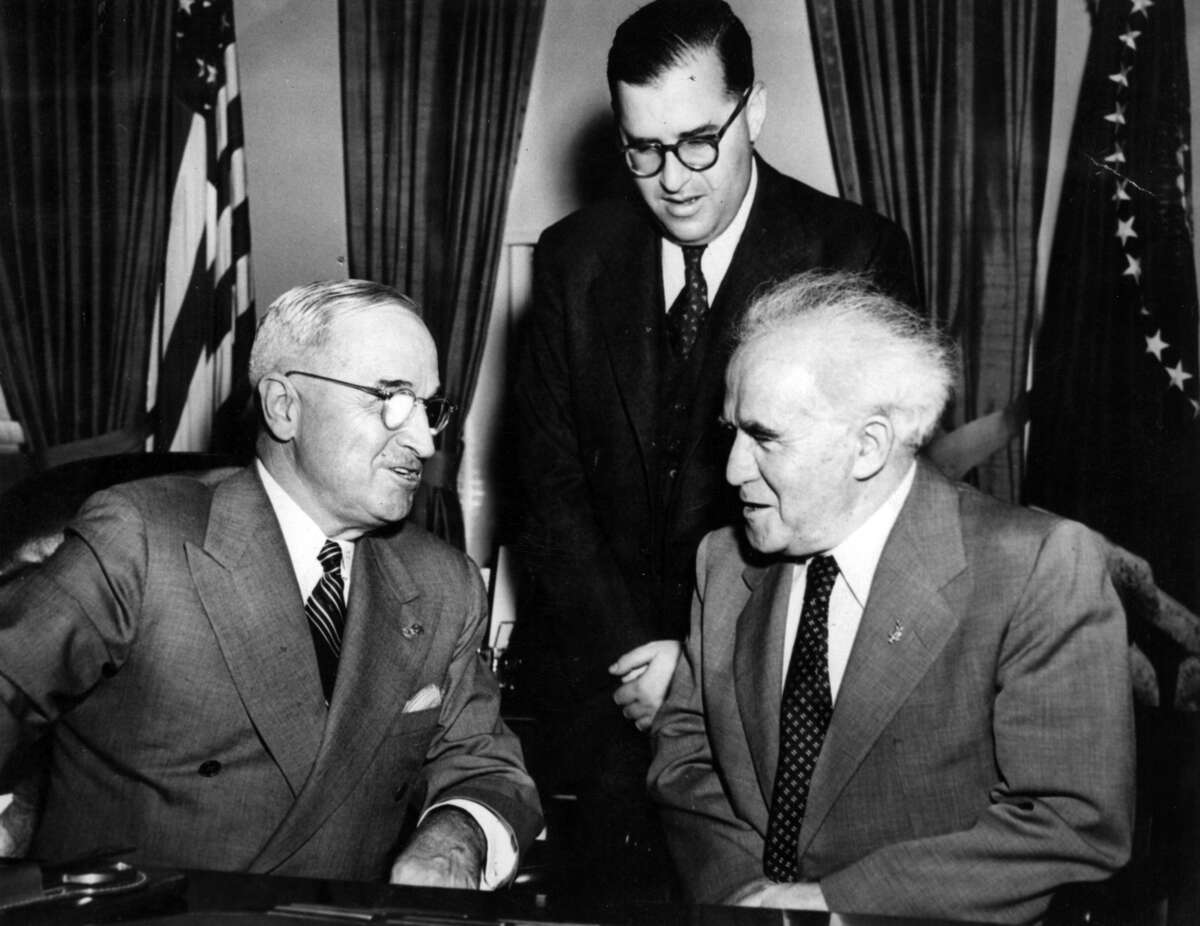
[146,0,254,453]
[1025,0,1200,611]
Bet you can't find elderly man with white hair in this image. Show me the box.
[649,271,1135,923]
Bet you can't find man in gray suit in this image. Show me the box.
[0,280,541,886]
[649,271,1135,922]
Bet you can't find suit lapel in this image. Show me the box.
[251,530,432,872]
[187,468,326,795]
[798,463,968,853]
[680,161,823,477]
[734,559,794,802]
[598,221,663,470]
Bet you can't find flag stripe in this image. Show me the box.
[148,0,253,453]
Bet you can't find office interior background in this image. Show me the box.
[2,0,1199,617]
[1,3,1200,916]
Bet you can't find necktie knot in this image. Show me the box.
[307,540,347,702]
[318,539,342,575]
[804,554,838,604]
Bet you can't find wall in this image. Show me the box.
[237,0,348,311]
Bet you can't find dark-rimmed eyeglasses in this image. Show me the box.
[285,370,455,434]
[620,86,752,178]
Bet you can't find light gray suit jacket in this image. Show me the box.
[0,466,541,880]
[649,462,1134,923]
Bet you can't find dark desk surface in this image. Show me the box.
[2,865,980,926]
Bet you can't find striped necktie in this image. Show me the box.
[763,554,839,881]
[305,540,346,702]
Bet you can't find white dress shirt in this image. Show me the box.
[256,461,516,888]
[660,159,759,309]
[781,463,918,701]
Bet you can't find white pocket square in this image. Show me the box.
[402,684,442,713]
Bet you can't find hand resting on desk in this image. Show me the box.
[389,805,486,890]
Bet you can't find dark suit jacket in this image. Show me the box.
[513,158,917,702]
[649,462,1135,923]
[0,466,541,880]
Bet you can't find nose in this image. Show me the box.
[725,430,755,487]
[399,406,437,460]
[659,148,691,193]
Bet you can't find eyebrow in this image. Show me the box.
[374,378,416,392]
[727,416,780,442]
[623,121,722,147]
[739,419,777,441]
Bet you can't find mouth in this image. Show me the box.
[385,462,423,485]
[740,499,771,516]
[662,194,703,216]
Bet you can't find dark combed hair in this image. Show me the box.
[606,0,753,100]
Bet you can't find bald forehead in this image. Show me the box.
[327,300,430,344]
[728,321,842,412]
[734,319,820,374]
[305,300,438,384]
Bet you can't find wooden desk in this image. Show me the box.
[2,864,979,926]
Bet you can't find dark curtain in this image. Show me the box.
[1025,0,1200,613]
[0,1,175,466]
[339,0,545,547]
[806,0,1056,500]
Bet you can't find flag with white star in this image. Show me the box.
[145,0,254,453]
[1026,0,1200,611]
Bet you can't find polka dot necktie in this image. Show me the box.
[763,553,839,881]
[667,244,708,357]
[305,540,347,703]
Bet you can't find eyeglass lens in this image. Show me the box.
[626,139,719,177]
[382,393,452,433]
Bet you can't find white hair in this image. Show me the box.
[247,279,420,389]
[732,271,959,450]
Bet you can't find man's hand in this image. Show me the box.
[610,639,682,731]
[0,788,39,858]
[724,878,828,911]
[389,806,486,890]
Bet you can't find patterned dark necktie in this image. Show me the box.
[763,553,839,881]
[667,244,708,357]
[305,540,346,702]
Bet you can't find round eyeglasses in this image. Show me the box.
[285,370,456,434]
[620,86,752,178]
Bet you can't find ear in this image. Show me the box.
[746,81,766,144]
[851,414,894,481]
[258,373,300,442]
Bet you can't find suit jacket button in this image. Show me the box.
[198,760,222,777]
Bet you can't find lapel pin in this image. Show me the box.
[887,620,904,644]
[401,622,424,639]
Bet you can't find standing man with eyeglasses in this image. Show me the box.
[0,280,542,886]
[511,0,916,899]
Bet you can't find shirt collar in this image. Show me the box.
[828,461,918,610]
[256,459,354,596]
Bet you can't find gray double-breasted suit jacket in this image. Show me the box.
[0,465,541,880]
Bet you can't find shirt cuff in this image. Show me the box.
[422,799,518,890]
